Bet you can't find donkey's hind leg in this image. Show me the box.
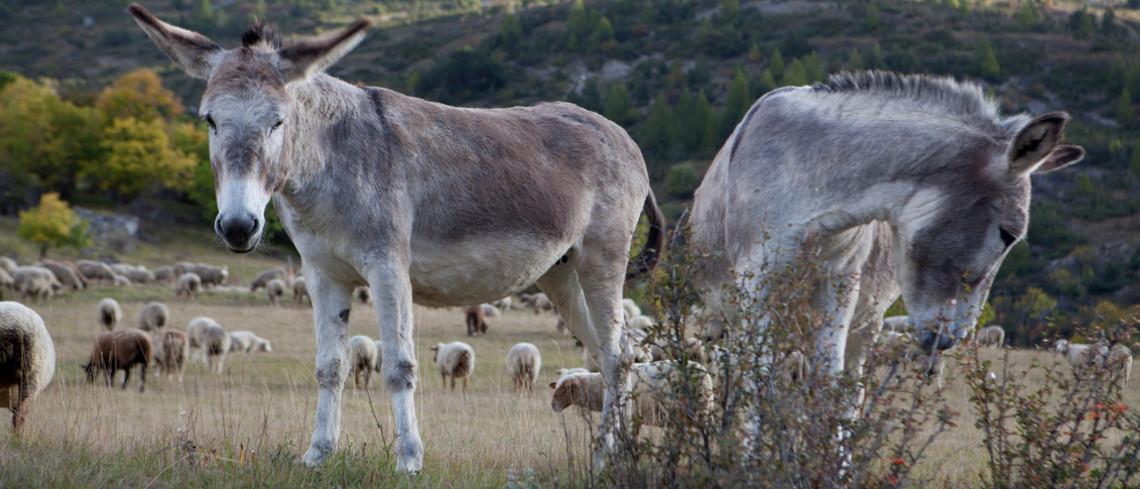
[298,269,354,468]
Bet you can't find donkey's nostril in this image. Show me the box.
[216,213,260,252]
[249,217,260,234]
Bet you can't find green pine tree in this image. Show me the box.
[1117,87,1134,128]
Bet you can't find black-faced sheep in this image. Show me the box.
[175,273,202,300]
[97,298,122,331]
[266,279,286,306]
[550,361,715,427]
[350,335,379,389]
[84,328,152,392]
[152,330,186,382]
[431,341,475,393]
[13,267,61,302]
[975,325,1005,349]
[228,331,272,353]
[250,267,287,292]
[293,278,310,306]
[464,305,487,336]
[354,286,372,305]
[506,342,541,395]
[137,302,170,332]
[0,302,56,437]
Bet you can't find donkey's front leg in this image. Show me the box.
[371,266,423,474]
[299,271,354,467]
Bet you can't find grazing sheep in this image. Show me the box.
[506,343,542,394]
[175,262,229,287]
[431,342,475,393]
[976,325,1005,349]
[1106,345,1133,385]
[480,303,500,318]
[266,279,286,306]
[1056,339,1103,372]
[111,274,132,287]
[0,269,12,300]
[137,302,170,332]
[76,260,117,284]
[622,298,641,323]
[250,267,287,292]
[645,337,709,364]
[37,260,84,290]
[175,273,202,300]
[13,267,61,302]
[96,298,123,331]
[550,361,715,427]
[185,317,219,365]
[520,293,554,314]
[293,278,311,306]
[83,328,152,392]
[152,330,186,382]
[152,266,175,284]
[204,323,232,375]
[350,335,379,389]
[464,305,487,336]
[228,330,272,353]
[0,257,17,274]
[124,268,156,285]
[0,302,56,437]
[354,286,372,305]
[490,297,512,312]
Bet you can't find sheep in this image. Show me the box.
[37,260,84,290]
[701,318,726,343]
[266,279,286,306]
[0,257,17,274]
[12,267,61,302]
[185,317,222,366]
[174,262,228,287]
[553,317,569,335]
[976,325,1005,349]
[622,298,641,323]
[83,328,152,392]
[1106,345,1133,385]
[882,316,911,333]
[111,274,132,287]
[250,267,287,292]
[875,332,944,388]
[506,342,542,395]
[0,268,12,300]
[350,335,379,389]
[519,293,554,314]
[464,305,487,336]
[76,260,116,284]
[152,266,175,283]
[96,298,123,331]
[373,341,384,373]
[124,268,155,285]
[152,330,186,382]
[228,331,272,353]
[550,361,715,427]
[490,297,512,312]
[1055,339,1103,372]
[293,278,311,306]
[555,367,590,377]
[203,322,232,375]
[175,273,202,300]
[354,286,372,305]
[431,341,475,394]
[137,302,170,332]
[627,315,654,331]
[0,302,56,437]
[480,303,501,319]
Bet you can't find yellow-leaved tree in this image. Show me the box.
[94,68,184,122]
[92,117,197,200]
[17,192,90,258]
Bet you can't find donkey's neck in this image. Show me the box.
[281,74,365,184]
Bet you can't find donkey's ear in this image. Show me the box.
[1033,145,1085,174]
[277,20,370,83]
[1008,111,1072,178]
[127,3,223,79]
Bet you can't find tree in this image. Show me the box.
[17,192,89,259]
[1117,88,1134,128]
[640,91,677,172]
[94,117,197,200]
[783,59,808,86]
[664,163,700,199]
[1015,1,1038,30]
[975,39,1000,80]
[865,2,880,30]
[769,48,785,82]
[603,84,634,126]
[847,48,865,71]
[95,68,184,123]
[500,11,523,50]
[721,67,752,140]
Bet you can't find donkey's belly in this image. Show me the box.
[408,236,567,307]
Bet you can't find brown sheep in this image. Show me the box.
[84,328,153,392]
[464,305,487,336]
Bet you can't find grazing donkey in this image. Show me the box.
[127,4,664,473]
[691,71,1083,386]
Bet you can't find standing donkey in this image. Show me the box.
[691,71,1083,391]
[127,4,664,472]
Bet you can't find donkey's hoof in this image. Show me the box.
[298,447,330,468]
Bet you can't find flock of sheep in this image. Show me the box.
[0,255,1133,441]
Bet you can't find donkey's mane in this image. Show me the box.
[241,23,283,50]
[814,71,1025,131]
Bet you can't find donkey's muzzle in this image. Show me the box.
[215,213,261,253]
[917,329,958,351]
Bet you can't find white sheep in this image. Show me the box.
[75,260,116,284]
[175,262,228,287]
[13,267,61,302]
[882,315,911,333]
[350,335,379,389]
[97,298,123,331]
[490,297,512,312]
[0,257,17,274]
[152,266,175,283]
[266,279,286,306]
[480,303,500,318]
[555,367,590,377]
[1106,344,1133,385]
[519,293,554,314]
[0,302,56,437]
[152,330,186,382]
[976,325,1005,349]
[506,342,542,394]
[622,298,641,323]
[38,260,85,290]
[250,267,287,291]
[431,341,475,394]
[176,273,202,300]
[1056,339,1103,372]
[228,331,272,353]
[204,322,232,375]
[549,361,715,427]
[293,278,311,306]
[136,302,170,332]
[627,315,654,331]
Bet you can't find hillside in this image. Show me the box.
[3,0,1140,345]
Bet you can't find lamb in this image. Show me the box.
[266,279,286,306]
[1106,345,1133,385]
[250,267,287,291]
[1056,339,1102,372]
[76,260,117,284]
[96,298,123,331]
[293,278,311,306]
[37,260,84,290]
[13,267,61,302]
[175,273,202,300]
[0,302,56,437]
[136,302,170,332]
[354,286,372,305]
[349,335,379,389]
[480,303,501,318]
[976,325,1005,349]
[431,341,475,393]
[228,330,272,353]
[464,305,487,336]
[550,361,715,427]
[83,328,152,392]
[506,342,542,395]
[152,330,186,382]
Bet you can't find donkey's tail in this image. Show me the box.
[627,191,667,280]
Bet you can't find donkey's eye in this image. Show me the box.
[271,120,284,132]
[204,114,217,134]
[999,227,1018,248]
